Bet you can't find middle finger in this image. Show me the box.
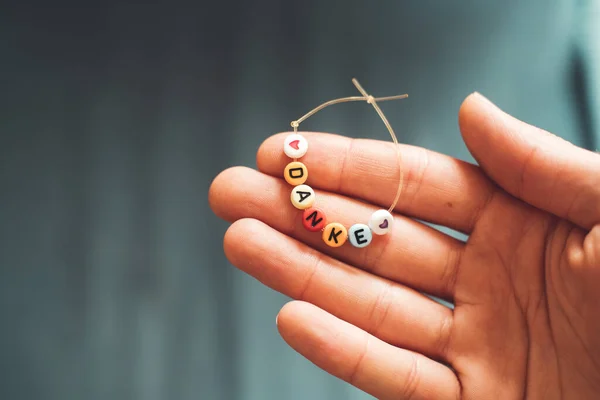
[209,166,464,300]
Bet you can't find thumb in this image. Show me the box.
[459,92,600,230]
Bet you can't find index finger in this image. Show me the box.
[257,131,496,234]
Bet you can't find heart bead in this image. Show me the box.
[283,134,308,159]
[368,209,393,235]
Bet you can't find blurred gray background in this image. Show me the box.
[0,1,599,399]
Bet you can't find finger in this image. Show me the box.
[209,166,463,300]
[257,131,496,234]
[582,225,600,268]
[459,92,600,230]
[277,301,460,400]
[224,218,455,362]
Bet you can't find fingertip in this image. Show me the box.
[223,218,247,266]
[256,132,291,173]
[457,92,523,175]
[276,301,300,343]
[276,300,300,334]
[458,93,481,154]
[255,137,270,172]
[209,166,267,221]
[208,168,233,218]
[223,218,272,270]
[458,92,497,144]
[457,92,479,124]
[278,300,313,321]
[276,301,330,346]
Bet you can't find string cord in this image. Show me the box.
[290,79,407,213]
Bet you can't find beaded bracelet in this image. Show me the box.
[282,79,408,248]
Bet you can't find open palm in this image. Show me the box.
[209,94,600,399]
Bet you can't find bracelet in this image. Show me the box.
[282,79,408,248]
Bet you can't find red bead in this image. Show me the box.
[302,208,327,232]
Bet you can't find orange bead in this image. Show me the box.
[284,161,308,186]
[322,223,347,247]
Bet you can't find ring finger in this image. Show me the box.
[225,218,455,362]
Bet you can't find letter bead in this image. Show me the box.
[368,209,393,235]
[322,222,348,247]
[290,184,315,209]
[283,134,308,159]
[302,207,327,232]
[348,224,372,248]
[284,161,308,186]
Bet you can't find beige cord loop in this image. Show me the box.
[290,78,407,213]
[291,120,299,132]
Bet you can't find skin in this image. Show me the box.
[208,93,600,399]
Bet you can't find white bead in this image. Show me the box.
[368,209,393,235]
[284,134,308,159]
[290,184,315,209]
[348,224,372,248]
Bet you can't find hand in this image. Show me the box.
[209,93,600,399]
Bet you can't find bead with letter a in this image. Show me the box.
[290,184,315,210]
